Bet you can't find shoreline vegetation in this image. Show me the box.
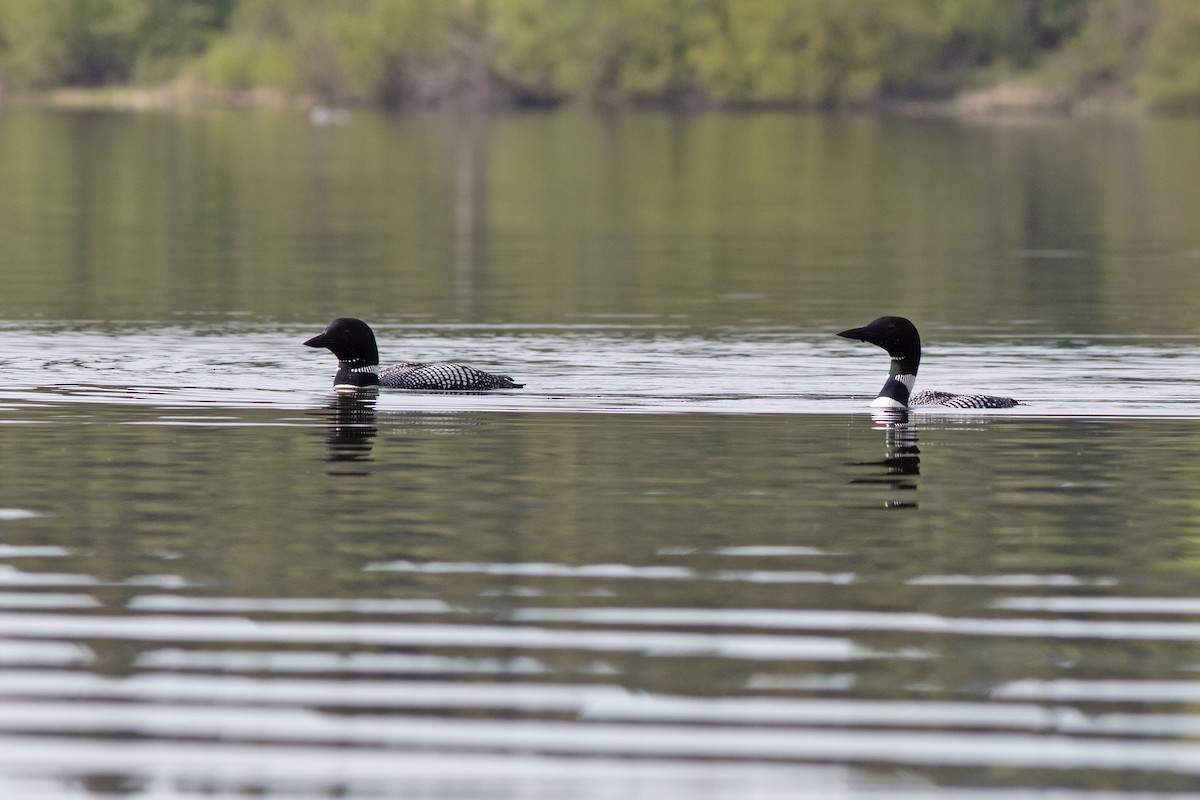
[0,0,1198,117]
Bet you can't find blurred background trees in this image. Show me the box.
[0,0,1196,112]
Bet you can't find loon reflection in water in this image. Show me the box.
[838,316,1019,410]
[321,394,378,470]
[848,409,920,509]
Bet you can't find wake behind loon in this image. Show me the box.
[304,317,524,390]
[838,316,1019,409]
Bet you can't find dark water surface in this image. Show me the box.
[5,402,1200,797]
[1,108,1200,797]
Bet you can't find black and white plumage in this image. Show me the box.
[906,390,1018,409]
[838,316,1019,410]
[304,317,524,391]
[378,362,521,390]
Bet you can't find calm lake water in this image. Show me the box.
[1,107,1200,797]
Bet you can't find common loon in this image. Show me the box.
[838,316,1019,409]
[304,317,524,390]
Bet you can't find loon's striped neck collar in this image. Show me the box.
[333,362,381,389]
[873,356,918,409]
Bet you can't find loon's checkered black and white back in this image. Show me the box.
[304,317,524,391]
[380,362,522,390]
[838,316,1019,410]
[909,390,1019,409]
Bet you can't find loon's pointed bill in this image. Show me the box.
[839,315,1019,410]
[837,324,877,342]
[303,332,330,348]
[304,317,524,391]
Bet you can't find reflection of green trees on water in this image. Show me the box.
[1,0,1200,112]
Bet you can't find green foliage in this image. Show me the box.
[189,0,483,105]
[483,0,1108,108]
[1141,0,1200,111]
[1044,0,1154,95]
[189,0,320,93]
[1,0,1200,114]
[486,0,595,103]
[334,0,469,107]
[194,30,294,91]
[0,0,231,88]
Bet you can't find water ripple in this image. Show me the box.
[0,613,880,660]
[4,323,1200,417]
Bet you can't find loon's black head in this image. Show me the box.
[838,316,922,409]
[304,317,382,388]
[837,316,922,362]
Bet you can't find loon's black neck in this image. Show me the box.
[333,361,381,389]
[874,351,920,409]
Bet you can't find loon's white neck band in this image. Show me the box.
[873,373,916,409]
[871,395,908,410]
